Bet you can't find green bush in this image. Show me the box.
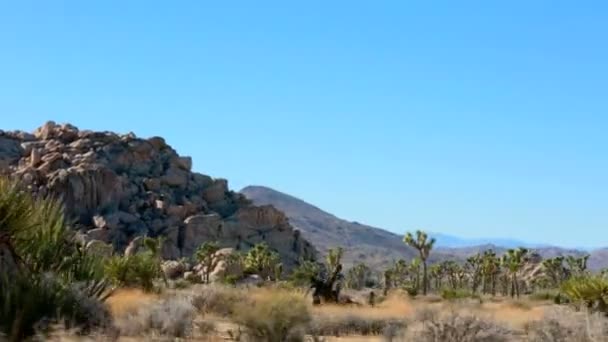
[104,238,164,292]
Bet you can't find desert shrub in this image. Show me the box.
[170,278,191,290]
[308,315,406,337]
[105,250,162,292]
[196,321,216,336]
[441,288,479,301]
[403,284,418,297]
[407,309,513,342]
[232,291,311,342]
[191,285,248,317]
[524,306,608,342]
[529,289,559,301]
[0,178,112,340]
[116,295,196,338]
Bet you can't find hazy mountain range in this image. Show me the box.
[241,185,608,270]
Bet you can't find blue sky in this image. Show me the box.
[1,1,607,247]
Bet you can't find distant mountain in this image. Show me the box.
[240,185,608,270]
[431,233,549,249]
[240,186,419,268]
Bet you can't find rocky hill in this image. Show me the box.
[241,185,608,270]
[0,122,316,268]
[241,185,423,268]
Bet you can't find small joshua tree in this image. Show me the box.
[196,241,221,284]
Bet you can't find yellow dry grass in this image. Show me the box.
[313,293,415,320]
[106,288,160,317]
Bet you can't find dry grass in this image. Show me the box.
[106,289,160,317]
[46,285,608,341]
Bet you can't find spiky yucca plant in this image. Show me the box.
[561,276,608,313]
[0,177,112,341]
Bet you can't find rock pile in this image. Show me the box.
[0,121,316,268]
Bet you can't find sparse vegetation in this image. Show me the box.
[0,178,112,341]
[232,290,311,342]
[104,237,164,292]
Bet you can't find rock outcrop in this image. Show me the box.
[0,122,316,268]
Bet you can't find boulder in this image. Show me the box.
[162,260,186,280]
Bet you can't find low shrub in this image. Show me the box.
[191,285,248,317]
[116,295,196,338]
[308,315,406,337]
[440,288,480,301]
[524,306,608,342]
[232,291,311,342]
[406,309,513,342]
[529,290,559,301]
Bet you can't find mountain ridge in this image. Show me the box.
[240,185,608,270]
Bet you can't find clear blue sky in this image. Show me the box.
[1,1,607,247]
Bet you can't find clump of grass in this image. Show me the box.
[232,291,311,342]
[308,315,406,337]
[440,288,480,301]
[190,285,248,317]
[406,308,513,342]
[116,295,196,338]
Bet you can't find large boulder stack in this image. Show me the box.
[0,121,316,268]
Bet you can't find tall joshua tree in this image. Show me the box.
[501,247,529,298]
[404,230,436,295]
[481,249,500,296]
[467,253,483,294]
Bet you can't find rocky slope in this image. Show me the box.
[241,186,423,268]
[241,186,608,270]
[0,122,316,268]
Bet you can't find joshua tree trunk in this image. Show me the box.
[510,273,516,298]
[422,261,428,295]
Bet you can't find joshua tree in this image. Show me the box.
[196,241,221,284]
[441,260,460,289]
[404,230,436,295]
[326,247,344,274]
[392,259,409,287]
[466,253,483,294]
[244,243,281,280]
[543,256,567,288]
[309,247,345,304]
[565,255,589,277]
[409,258,422,291]
[481,250,500,296]
[429,263,445,291]
[346,263,371,290]
[501,247,529,298]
